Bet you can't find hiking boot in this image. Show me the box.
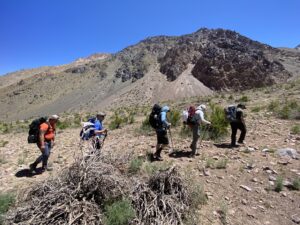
[153,154,163,161]
[29,164,37,173]
[238,141,246,145]
[41,166,53,172]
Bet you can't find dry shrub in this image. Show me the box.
[131,167,189,225]
[6,153,195,225]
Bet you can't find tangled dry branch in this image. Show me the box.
[6,153,192,225]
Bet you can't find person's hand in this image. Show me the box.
[167,123,171,129]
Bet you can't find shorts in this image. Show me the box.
[156,129,169,145]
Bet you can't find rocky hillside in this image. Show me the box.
[296,44,300,50]
[0,28,300,121]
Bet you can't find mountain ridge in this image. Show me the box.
[0,28,299,121]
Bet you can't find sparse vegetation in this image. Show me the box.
[0,141,8,148]
[237,95,249,102]
[268,99,300,120]
[104,199,135,225]
[216,159,228,169]
[168,110,181,127]
[0,192,15,224]
[109,113,123,130]
[274,176,283,192]
[292,178,300,191]
[207,104,229,140]
[128,157,143,174]
[291,124,300,134]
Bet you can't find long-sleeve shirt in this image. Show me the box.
[195,110,211,125]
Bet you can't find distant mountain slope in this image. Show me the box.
[0,28,299,121]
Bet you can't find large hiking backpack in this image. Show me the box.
[224,105,237,122]
[27,117,48,143]
[80,117,96,140]
[186,106,197,125]
[149,104,162,129]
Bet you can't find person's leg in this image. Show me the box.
[230,122,238,146]
[190,124,200,155]
[42,142,51,170]
[238,123,247,144]
[30,144,43,170]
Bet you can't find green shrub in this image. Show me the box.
[291,125,300,134]
[169,110,181,127]
[142,161,171,175]
[109,113,123,130]
[268,100,280,111]
[237,95,249,102]
[207,104,229,140]
[0,193,15,223]
[128,158,143,174]
[56,120,71,130]
[0,141,8,148]
[268,100,300,120]
[292,178,300,191]
[139,116,152,135]
[274,176,283,192]
[205,158,215,169]
[216,159,228,169]
[104,199,135,225]
[251,106,263,113]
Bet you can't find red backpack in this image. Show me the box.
[187,106,197,125]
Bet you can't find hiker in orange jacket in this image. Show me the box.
[30,115,59,173]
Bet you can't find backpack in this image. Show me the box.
[224,105,237,122]
[27,117,48,143]
[80,117,96,140]
[186,106,197,125]
[149,104,162,129]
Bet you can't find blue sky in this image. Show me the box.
[0,0,299,76]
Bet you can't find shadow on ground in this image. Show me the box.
[214,143,238,149]
[15,168,44,178]
[169,150,194,158]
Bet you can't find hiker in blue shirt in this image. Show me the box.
[153,106,171,160]
[94,112,107,149]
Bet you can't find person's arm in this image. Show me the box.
[199,111,211,125]
[94,121,107,134]
[94,129,107,134]
[39,130,46,150]
[161,112,171,128]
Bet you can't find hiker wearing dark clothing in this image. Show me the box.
[93,112,107,150]
[230,104,247,147]
[154,106,171,160]
[30,115,59,173]
[190,105,211,157]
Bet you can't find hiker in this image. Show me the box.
[153,106,171,160]
[93,112,108,150]
[230,104,247,147]
[30,115,59,172]
[190,104,211,157]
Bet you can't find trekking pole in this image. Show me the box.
[199,125,209,148]
[168,127,175,154]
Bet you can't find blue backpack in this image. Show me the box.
[80,117,96,140]
[224,105,237,122]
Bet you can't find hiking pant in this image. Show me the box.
[155,128,168,157]
[33,142,51,169]
[191,124,200,155]
[230,122,246,145]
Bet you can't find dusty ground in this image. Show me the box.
[0,86,300,225]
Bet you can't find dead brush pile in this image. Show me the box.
[6,154,192,225]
